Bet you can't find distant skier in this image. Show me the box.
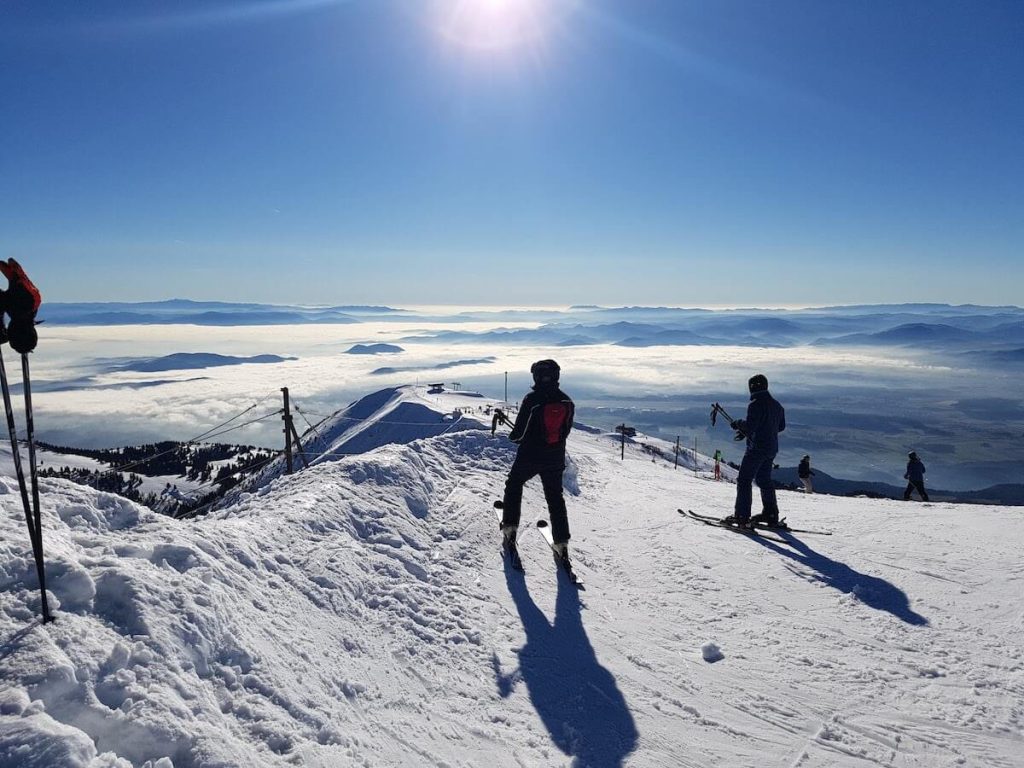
[722,374,786,528]
[498,360,575,563]
[713,449,724,481]
[903,451,929,502]
[798,454,815,494]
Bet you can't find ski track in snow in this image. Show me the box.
[1,385,1022,767]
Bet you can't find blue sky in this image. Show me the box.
[2,0,1022,306]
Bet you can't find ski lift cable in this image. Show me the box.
[192,409,284,443]
[188,394,277,443]
[292,402,329,446]
[107,409,281,475]
[94,403,284,476]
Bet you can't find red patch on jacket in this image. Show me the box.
[542,403,570,445]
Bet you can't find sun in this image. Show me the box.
[436,0,570,52]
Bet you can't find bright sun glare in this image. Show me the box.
[437,0,570,51]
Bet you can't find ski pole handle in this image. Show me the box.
[491,408,514,435]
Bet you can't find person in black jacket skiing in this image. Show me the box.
[723,374,786,528]
[798,454,815,494]
[903,451,929,501]
[498,359,575,560]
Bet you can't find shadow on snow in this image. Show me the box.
[752,532,929,626]
[494,558,639,767]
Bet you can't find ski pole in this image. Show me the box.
[0,347,52,622]
[709,402,735,426]
[21,353,53,623]
[490,408,515,436]
[0,348,33,539]
[710,402,747,441]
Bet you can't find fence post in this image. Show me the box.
[282,387,294,474]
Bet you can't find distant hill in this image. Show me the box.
[370,357,495,375]
[345,344,404,355]
[819,323,983,347]
[109,353,295,373]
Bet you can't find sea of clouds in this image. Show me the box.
[24,304,1024,491]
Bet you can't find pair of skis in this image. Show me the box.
[494,503,582,587]
[679,509,832,537]
[1,348,53,623]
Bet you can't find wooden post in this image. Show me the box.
[620,424,626,460]
[504,371,508,405]
[674,436,680,469]
[694,436,698,477]
[290,421,309,469]
[282,387,294,475]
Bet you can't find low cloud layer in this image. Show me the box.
[25,304,1024,490]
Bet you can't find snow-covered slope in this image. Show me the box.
[217,387,490,510]
[1,387,1022,767]
[300,386,490,462]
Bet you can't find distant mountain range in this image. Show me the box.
[41,299,402,326]
[393,304,1024,363]
[34,298,1024,374]
[39,301,1024,357]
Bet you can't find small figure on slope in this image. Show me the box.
[722,374,786,529]
[713,449,724,481]
[798,454,815,494]
[903,451,929,502]
[498,359,575,565]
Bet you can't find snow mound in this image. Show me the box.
[220,385,489,507]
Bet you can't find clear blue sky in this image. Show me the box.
[2,0,1022,306]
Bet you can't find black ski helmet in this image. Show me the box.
[748,373,769,394]
[531,359,560,386]
[908,450,918,459]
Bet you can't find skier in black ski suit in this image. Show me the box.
[723,374,786,528]
[798,454,815,494]
[903,451,929,501]
[499,360,575,557]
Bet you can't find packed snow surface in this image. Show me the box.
[1,385,1022,767]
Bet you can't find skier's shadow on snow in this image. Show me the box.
[752,533,928,626]
[0,622,40,664]
[496,558,639,767]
